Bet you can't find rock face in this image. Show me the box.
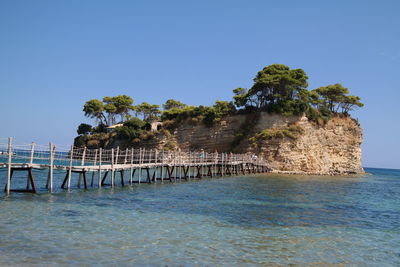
[254,116,363,175]
[173,113,299,151]
[83,112,364,175]
[171,112,363,175]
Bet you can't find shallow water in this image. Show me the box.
[0,168,399,266]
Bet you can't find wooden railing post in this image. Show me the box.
[91,149,98,187]
[204,151,207,177]
[154,149,158,183]
[161,149,164,183]
[48,142,55,192]
[149,149,152,165]
[178,148,181,180]
[68,145,74,189]
[81,146,86,166]
[29,142,35,165]
[111,148,115,187]
[188,151,191,179]
[93,149,98,166]
[222,153,225,176]
[130,149,134,184]
[173,148,177,181]
[193,151,195,178]
[124,148,128,165]
[147,149,152,183]
[214,152,217,177]
[77,146,86,188]
[98,148,102,188]
[139,148,144,184]
[115,146,120,165]
[6,137,12,196]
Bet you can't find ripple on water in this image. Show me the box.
[0,168,399,266]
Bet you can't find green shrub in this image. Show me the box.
[203,109,218,127]
[123,117,146,130]
[74,135,88,147]
[188,116,202,125]
[318,106,332,120]
[305,107,319,122]
[143,122,152,131]
[266,100,308,116]
[115,126,140,139]
[92,124,107,133]
[305,106,332,125]
[161,101,236,128]
[249,125,304,147]
[230,113,261,150]
[161,106,197,121]
[162,119,178,130]
[287,124,304,134]
[77,123,93,135]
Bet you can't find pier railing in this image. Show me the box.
[0,138,265,166]
[0,137,269,195]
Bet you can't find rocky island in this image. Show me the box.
[76,64,364,175]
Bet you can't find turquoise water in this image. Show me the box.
[0,168,399,266]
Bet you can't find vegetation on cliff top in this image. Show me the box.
[75,64,363,148]
[233,64,363,118]
[249,124,305,149]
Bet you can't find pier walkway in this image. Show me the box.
[0,137,269,196]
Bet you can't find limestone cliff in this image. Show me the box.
[80,112,363,175]
[167,113,363,175]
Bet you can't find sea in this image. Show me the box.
[0,168,399,266]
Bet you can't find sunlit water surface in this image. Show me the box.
[0,168,399,266]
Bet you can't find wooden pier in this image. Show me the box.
[0,137,269,196]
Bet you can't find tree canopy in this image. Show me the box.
[233,64,309,112]
[83,99,108,125]
[134,102,161,121]
[103,95,133,124]
[80,64,364,137]
[163,99,187,110]
[77,123,93,135]
[123,117,146,130]
[311,84,363,113]
[233,64,363,119]
[83,95,134,126]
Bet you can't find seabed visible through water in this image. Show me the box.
[0,168,399,266]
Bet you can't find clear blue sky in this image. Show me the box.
[0,0,399,169]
